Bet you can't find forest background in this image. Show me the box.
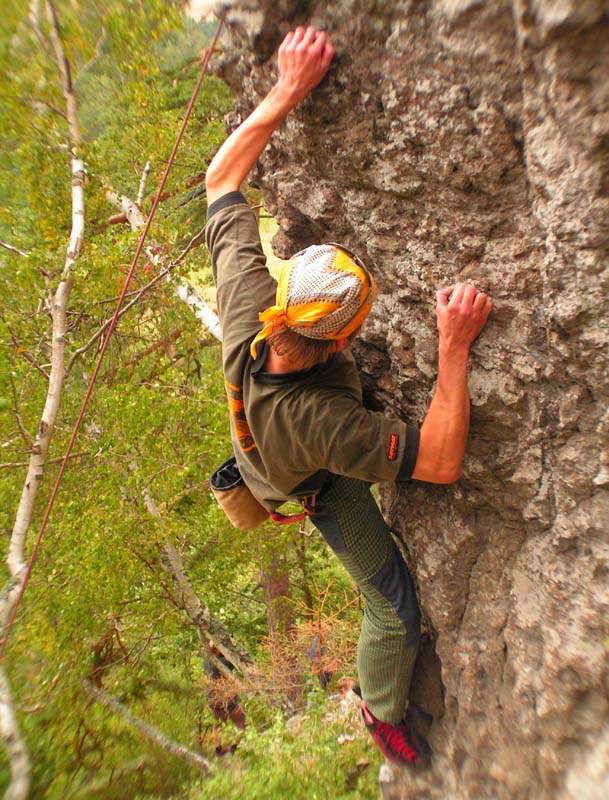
[0,2,378,798]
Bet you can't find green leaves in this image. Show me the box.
[0,3,237,795]
[0,6,368,798]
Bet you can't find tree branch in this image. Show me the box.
[8,374,33,448]
[6,323,51,380]
[100,170,206,229]
[67,259,176,371]
[83,681,211,774]
[0,451,89,471]
[0,241,29,258]
[160,542,252,677]
[128,460,252,678]
[105,187,146,233]
[0,94,68,120]
[66,225,211,372]
[103,183,221,340]
[136,159,152,209]
[75,25,107,83]
[173,279,222,342]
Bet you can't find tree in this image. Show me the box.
[0,5,365,796]
[0,2,242,795]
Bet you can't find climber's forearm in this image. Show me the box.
[205,84,298,207]
[411,343,470,484]
[206,27,334,207]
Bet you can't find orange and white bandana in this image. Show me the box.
[250,243,376,359]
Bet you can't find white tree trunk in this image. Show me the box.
[6,272,74,577]
[0,668,30,800]
[0,5,85,798]
[136,159,151,208]
[160,541,251,676]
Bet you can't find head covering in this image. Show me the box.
[250,243,376,359]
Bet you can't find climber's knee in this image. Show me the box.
[368,540,421,647]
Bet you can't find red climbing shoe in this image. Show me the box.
[361,704,431,768]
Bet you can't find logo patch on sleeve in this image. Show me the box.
[387,434,399,462]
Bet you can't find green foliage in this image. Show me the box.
[0,3,367,798]
[188,698,380,800]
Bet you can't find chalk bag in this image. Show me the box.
[210,457,269,531]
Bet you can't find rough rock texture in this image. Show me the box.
[211,1,609,797]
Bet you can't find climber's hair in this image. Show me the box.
[267,329,338,369]
[267,328,359,369]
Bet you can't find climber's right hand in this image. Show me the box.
[435,283,492,350]
[277,26,335,106]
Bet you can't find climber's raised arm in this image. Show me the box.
[205,26,334,207]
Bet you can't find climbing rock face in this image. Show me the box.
[212,1,609,797]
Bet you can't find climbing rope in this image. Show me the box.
[0,17,225,661]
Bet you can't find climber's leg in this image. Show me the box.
[309,475,420,724]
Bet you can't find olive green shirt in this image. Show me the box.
[205,192,419,510]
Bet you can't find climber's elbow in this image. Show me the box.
[410,443,463,484]
[205,162,227,206]
[438,466,462,484]
[412,464,462,484]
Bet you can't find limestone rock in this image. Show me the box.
[212,1,609,797]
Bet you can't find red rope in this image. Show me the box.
[0,18,224,661]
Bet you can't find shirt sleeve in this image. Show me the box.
[205,192,277,360]
[300,392,420,484]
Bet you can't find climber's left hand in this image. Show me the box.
[277,26,335,105]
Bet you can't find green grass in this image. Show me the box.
[186,699,380,800]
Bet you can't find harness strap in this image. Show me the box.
[270,510,308,524]
[270,494,316,525]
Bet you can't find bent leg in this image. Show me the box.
[310,476,420,724]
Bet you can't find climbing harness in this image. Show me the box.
[270,494,315,526]
[0,18,225,661]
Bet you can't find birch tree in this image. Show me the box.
[0,2,238,795]
[0,3,84,796]
[0,4,360,795]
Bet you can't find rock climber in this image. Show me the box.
[204,25,492,767]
